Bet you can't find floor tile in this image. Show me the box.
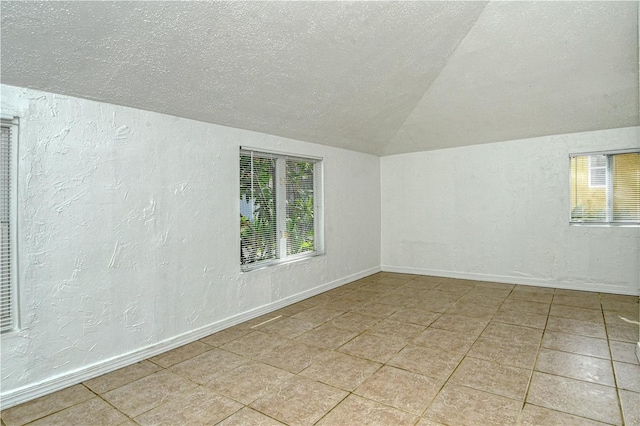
[359,282,397,293]
[199,325,251,347]
[449,356,532,400]
[613,361,640,392]
[535,348,615,386]
[435,282,475,295]
[518,403,611,425]
[412,294,457,312]
[354,365,443,415]
[169,347,247,384]
[83,360,161,394]
[492,309,548,329]
[134,386,242,425]
[549,304,604,323]
[555,289,597,297]
[300,351,381,391]
[22,397,128,426]
[0,385,94,426]
[259,316,317,339]
[366,318,425,340]
[513,285,555,294]
[457,293,507,308]
[256,340,327,373]
[388,344,462,380]
[330,312,380,332]
[481,321,543,346]
[422,383,521,425]
[601,299,639,316]
[148,341,211,368]
[291,306,346,325]
[445,301,498,320]
[609,340,640,364]
[217,407,286,425]
[541,330,610,359]
[326,295,378,311]
[527,372,621,425]
[600,293,638,304]
[430,313,488,335]
[500,298,550,316]
[603,309,637,327]
[607,324,639,343]
[468,337,539,369]
[411,327,475,357]
[552,294,601,310]
[546,316,607,339]
[220,331,288,358]
[295,323,359,350]
[351,301,401,318]
[250,376,347,426]
[508,289,553,303]
[388,307,441,326]
[4,274,638,426]
[337,332,406,363]
[243,313,287,329]
[372,292,418,307]
[619,389,640,426]
[206,362,293,405]
[374,276,413,286]
[102,370,198,418]
[272,300,316,317]
[316,394,417,425]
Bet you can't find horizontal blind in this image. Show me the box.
[240,150,277,268]
[0,123,12,332]
[285,159,315,256]
[612,152,640,222]
[570,155,606,222]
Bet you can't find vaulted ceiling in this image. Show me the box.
[1,1,638,155]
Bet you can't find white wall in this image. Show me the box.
[0,85,381,406]
[382,127,640,296]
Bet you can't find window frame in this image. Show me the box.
[240,147,324,272]
[570,148,639,226]
[1,117,19,333]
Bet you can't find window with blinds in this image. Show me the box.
[1,119,17,332]
[240,148,322,271]
[570,151,640,224]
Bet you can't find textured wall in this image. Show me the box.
[381,127,640,295]
[0,85,381,404]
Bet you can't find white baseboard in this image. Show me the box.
[381,265,639,296]
[0,266,380,409]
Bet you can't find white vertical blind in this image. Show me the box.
[0,122,13,332]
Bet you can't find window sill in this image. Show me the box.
[570,222,640,228]
[241,251,323,273]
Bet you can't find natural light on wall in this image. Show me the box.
[570,151,640,224]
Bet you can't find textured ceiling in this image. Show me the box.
[1,1,638,155]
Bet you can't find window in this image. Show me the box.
[240,148,323,271]
[1,118,17,332]
[570,150,640,224]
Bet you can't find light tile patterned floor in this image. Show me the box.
[2,273,639,425]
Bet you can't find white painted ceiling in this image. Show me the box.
[1,1,638,155]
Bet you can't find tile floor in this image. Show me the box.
[2,272,639,425]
